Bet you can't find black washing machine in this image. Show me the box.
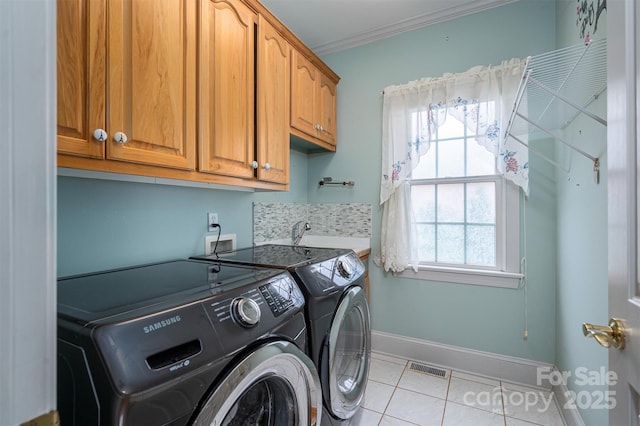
[57,259,322,426]
[191,244,371,425]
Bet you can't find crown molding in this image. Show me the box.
[312,0,519,55]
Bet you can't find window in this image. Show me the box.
[403,105,522,288]
[379,59,527,285]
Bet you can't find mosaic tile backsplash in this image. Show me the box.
[253,202,372,244]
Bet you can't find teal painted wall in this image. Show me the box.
[554,1,608,425]
[315,0,559,362]
[57,150,309,276]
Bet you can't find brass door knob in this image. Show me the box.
[582,318,625,350]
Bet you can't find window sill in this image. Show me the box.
[396,265,523,289]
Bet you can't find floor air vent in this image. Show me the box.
[408,362,449,379]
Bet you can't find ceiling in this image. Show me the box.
[261,0,518,55]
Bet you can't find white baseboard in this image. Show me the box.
[371,330,584,425]
[550,367,587,426]
[372,330,553,388]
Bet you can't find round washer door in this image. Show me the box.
[326,285,371,420]
[192,340,322,426]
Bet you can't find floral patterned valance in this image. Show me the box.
[380,58,528,205]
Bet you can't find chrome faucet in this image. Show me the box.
[292,221,311,246]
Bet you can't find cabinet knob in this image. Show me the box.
[252,161,259,170]
[93,129,107,142]
[113,132,128,144]
[263,163,271,170]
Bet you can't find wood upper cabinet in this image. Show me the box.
[318,73,337,145]
[56,0,337,189]
[199,3,289,185]
[199,0,256,179]
[108,0,196,169]
[56,0,197,170]
[291,50,337,149]
[256,14,290,184]
[56,0,106,159]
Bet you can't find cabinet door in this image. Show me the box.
[256,15,290,185]
[57,0,106,159]
[107,0,196,170]
[290,51,318,137]
[318,74,337,145]
[199,0,256,178]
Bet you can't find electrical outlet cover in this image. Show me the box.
[207,212,219,231]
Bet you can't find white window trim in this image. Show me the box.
[396,266,523,288]
[401,179,522,289]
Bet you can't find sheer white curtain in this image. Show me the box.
[378,58,527,273]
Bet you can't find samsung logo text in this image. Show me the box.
[144,315,182,333]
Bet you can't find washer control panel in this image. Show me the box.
[294,251,366,297]
[204,273,304,328]
[207,288,262,325]
[259,275,303,317]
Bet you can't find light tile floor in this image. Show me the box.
[353,352,566,426]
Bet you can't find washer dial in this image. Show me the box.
[230,297,261,327]
[337,258,353,279]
